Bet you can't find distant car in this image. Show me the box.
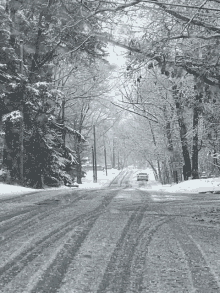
[96,165,103,171]
[200,171,208,179]
[66,183,79,187]
[137,172,148,181]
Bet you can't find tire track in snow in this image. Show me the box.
[127,218,171,292]
[96,202,170,293]
[0,192,91,246]
[170,221,220,292]
[0,192,116,292]
[96,204,164,293]
[109,170,133,187]
[28,192,116,293]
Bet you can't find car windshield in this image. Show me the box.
[138,173,147,175]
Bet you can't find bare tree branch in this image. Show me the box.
[111,101,158,123]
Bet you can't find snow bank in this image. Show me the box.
[0,183,39,199]
[149,177,220,194]
[0,169,120,199]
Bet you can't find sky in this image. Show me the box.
[106,44,127,67]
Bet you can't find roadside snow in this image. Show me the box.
[79,169,120,189]
[0,183,39,199]
[1,168,220,200]
[146,177,220,194]
[0,169,120,200]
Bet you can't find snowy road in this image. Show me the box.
[0,179,220,292]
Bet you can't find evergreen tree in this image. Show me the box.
[0,1,103,187]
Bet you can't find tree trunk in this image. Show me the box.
[163,104,174,151]
[168,158,174,183]
[173,86,191,179]
[191,101,200,179]
[163,159,172,184]
[213,150,220,173]
[179,118,191,179]
[148,120,163,182]
[61,98,66,146]
[76,145,82,184]
[29,12,43,83]
[157,160,163,183]
[76,164,82,184]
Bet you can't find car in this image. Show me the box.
[137,172,148,181]
[96,165,103,171]
[200,171,208,179]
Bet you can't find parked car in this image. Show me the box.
[137,172,149,181]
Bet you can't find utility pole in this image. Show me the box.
[92,146,95,182]
[104,146,107,176]
[118,150,120,170]
[93,125,97,182]
[112,138,115,168]
[19,39,24,185]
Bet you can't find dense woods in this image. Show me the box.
[1,0,220,187]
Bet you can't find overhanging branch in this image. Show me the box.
[111,101,158,123]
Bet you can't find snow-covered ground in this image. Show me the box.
[80,169,120,189]
[0,183,39,199]
[148,177,220,194]
[0,169,120,200]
